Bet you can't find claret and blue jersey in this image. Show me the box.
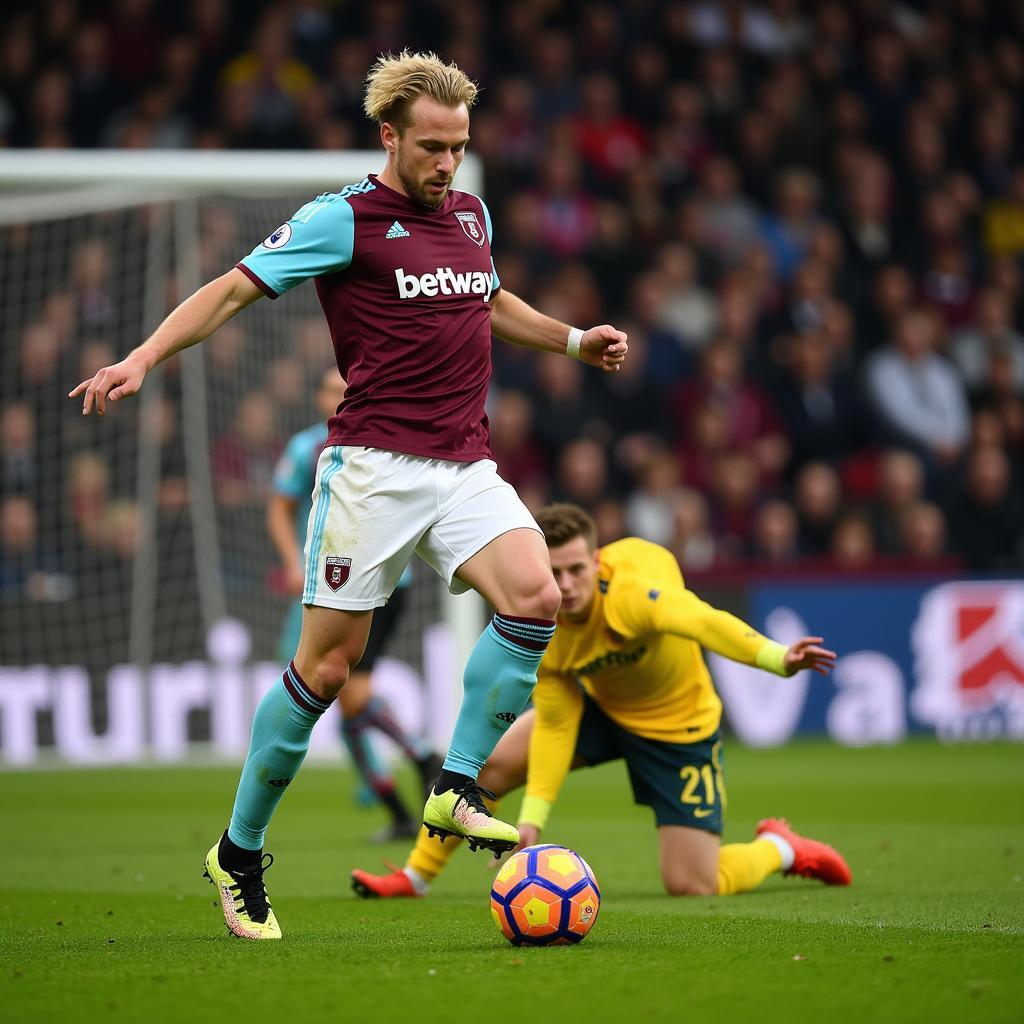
[237,174,501,463]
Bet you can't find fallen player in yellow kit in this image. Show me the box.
[352,503,851,898]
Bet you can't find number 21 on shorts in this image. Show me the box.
[678,740,727,817]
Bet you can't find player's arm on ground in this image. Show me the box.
[517,670,585,846]
[489,288,628,373]
[610,576,836,677]
[70,269,264,415]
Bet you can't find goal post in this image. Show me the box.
[0,149,485,766]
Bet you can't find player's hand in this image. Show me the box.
[68,355,147,416]
[579,325,628,373]
[514,823,540,853]
[286,563,306,597]
[784,636,837,676]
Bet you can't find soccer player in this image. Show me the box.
[69,52,627,940]
[352,503,851,901]
[268,367,442,842]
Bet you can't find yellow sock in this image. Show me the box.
[407,826,460,881]
[407,796,500,882]
[717,838,782,895]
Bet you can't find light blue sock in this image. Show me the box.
[442,614,555,779]
[227,661,332,851]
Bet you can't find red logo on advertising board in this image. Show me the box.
[911,582,1024,734]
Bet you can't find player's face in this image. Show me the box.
[387,95,470,210]
[548,536,600,623]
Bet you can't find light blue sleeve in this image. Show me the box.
[479,197,500,294]
[272,431,317,499]
[238,194,355,298]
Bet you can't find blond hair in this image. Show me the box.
[364,50,478,131]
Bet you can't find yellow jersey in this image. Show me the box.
[521,537,789,828]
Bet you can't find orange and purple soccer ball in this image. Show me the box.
[490,844,601,946]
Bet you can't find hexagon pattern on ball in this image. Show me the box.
[490,845,601,946]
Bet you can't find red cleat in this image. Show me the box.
[351,866,421,899]
[756,817,852,886]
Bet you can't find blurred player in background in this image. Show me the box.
[353,503,851,900]
[268,367,442,843]
[70,52,628,939]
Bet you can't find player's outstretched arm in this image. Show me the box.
[489,288,627,373]
[69,268,264,416]
[640,586,836,677]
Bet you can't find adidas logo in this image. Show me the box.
[385,221,410,239]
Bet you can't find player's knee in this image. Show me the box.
[662,873,718,897]
[510,577,561,620]
[307,649,352,700]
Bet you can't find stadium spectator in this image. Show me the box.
[898,501,954,567]
[689,154,761,269]
[668,487,716,572]
[211,391,281,508]
[750,499,800,565]
[758,167,823,282]
[871,449,927,555]
[793,461,842,556]
[984,165,1024,258]
[673,339,788,482]
[830,511,877,569]
[708,449,761,560]
[770,329,864,470]
[652,242,718,354]
[488,389,548,495]
[552,437,611,512]
[951,287,1024,398]
[948,444,1024,570]
[864,307,970,468]
[624,449,686,548]
[0,401,38,501]
[0,493,65,598]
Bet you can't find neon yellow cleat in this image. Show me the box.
[203,841,282,940]
[422,781,518,857]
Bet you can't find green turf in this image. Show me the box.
[2,740,1022,1023]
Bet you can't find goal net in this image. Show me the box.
[0,150,484,766]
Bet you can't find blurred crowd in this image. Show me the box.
[4,0,1024,613]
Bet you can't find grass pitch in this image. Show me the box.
[2,740,1022,1024]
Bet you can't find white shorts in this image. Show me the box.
[302,446,541,610]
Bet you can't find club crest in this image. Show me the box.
[324,556,352,591]
[454,210,485,247]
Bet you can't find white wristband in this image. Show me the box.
[566,326,584,359]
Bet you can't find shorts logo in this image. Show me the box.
[454,210,485,247]
[262,223,292,249]
[495,712,517,724]
[267,777,292,788]
[324,556,352,591]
